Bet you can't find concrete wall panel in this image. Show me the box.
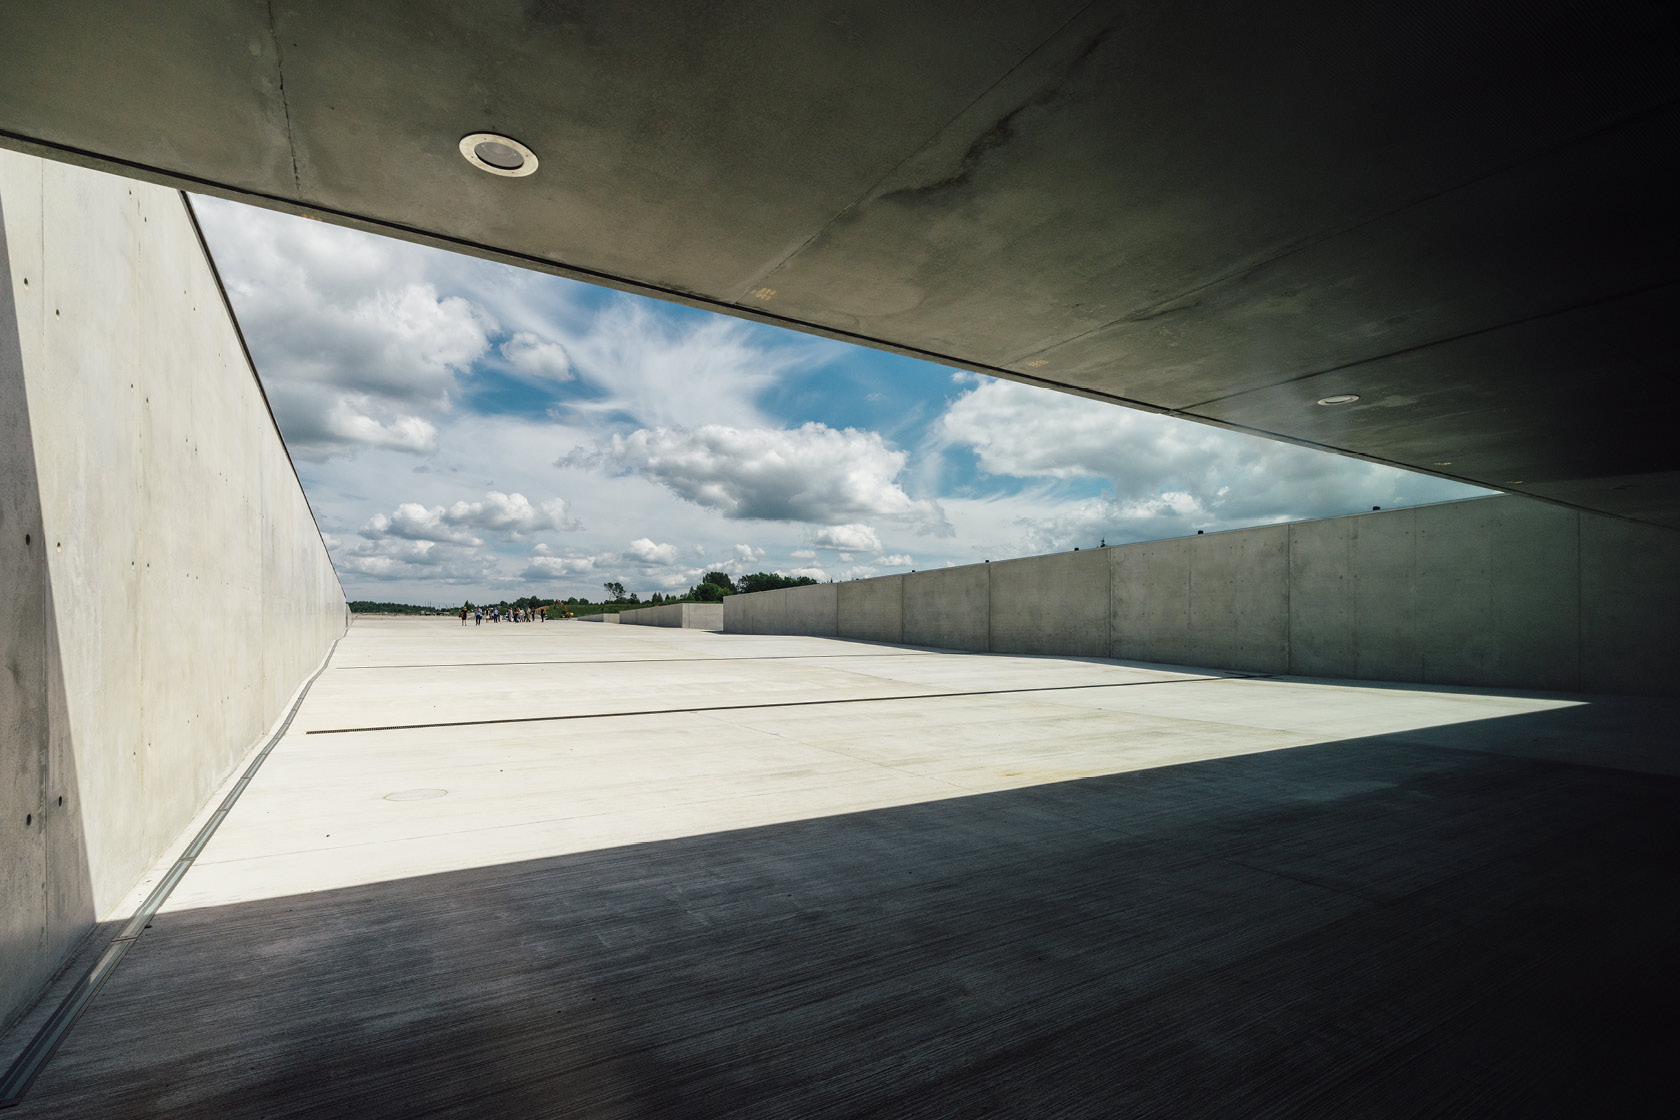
[766,593,785,634]
[0,153,344,1034]
[35,160,149,922]
[838,576,903,644]
[989,550,1109,657]
[1347,509,1421,682]
[727,587,789,634]
[719,594,752,631]
[1456,498,1578,690]
[1580,513,1680,696]
[1286,517,1354,677]
[1410,500,1493,685]
[1291,498,1583,689]
[782,583,838,637]
[1189,526,1290,674]
[682,604,724,630]
[1111,538,1192,664]
[615,603,722,629]
[903,567,988,651]
[137,178,272,859]
[0,151,58,1042]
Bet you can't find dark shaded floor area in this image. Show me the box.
[19,712,1680,1118]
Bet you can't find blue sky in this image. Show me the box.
[194,196,1491,605]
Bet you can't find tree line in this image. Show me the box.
[351,572,821,616]
[599,570,819,606]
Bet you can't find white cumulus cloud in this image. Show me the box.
[557,299,827,430]
[522,554,600,579]
[939,378,1490,547]
[194,198,496,459]
[500,331,572,380]
[810,523,882,553]
[361,491,578,543]
[317,398,440,455]
[625,538,681,566]
[333,537,497,584]
[567,423,947,531]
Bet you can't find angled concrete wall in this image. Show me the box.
[725,496,1680,696]
[0,152,345,1034]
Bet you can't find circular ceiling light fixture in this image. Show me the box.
[1316,393,1360,406]
[459,132,538,177]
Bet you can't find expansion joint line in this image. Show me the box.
[307,672,1265,735]
[0,636,343,1109]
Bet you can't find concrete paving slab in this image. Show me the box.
[6,617,1677,1117]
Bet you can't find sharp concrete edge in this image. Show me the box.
[0,635,343,1109]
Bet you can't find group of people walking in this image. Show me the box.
[460,606,546,626]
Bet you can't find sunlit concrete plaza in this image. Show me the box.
[6,618,1675,1117]
[3,3,1679,1115]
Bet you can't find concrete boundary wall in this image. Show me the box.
[615,603,724,630]
[725,496,1680,697]
[0,153,346,1033]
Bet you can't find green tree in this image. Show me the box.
[701,571,737,594]
[603,581,626,602]
[738,572,820,595]
[689,581,725,602]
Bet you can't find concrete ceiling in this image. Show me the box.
[2,1,1675,527]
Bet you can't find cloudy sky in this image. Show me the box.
[193,197,1491,605]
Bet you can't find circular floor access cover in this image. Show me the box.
[384,788,448,801]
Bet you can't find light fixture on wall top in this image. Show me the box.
[459,132,538,177]
[1316,393,1359,406]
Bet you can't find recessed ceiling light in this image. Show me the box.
[459,132,538,177]
[1316,394,1360,406]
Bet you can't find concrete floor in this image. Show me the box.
[5,619,1678,1116]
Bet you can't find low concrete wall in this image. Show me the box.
[616,603,724,630]
[725,496,1680,696]
[838,576,902,644]
[903,566,988,651]
[580,612,621,622]
[784,583,838,636]
[989,549,1110,658]
[0,153,345,1033]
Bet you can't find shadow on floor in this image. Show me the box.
[21,708,1680,1118]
